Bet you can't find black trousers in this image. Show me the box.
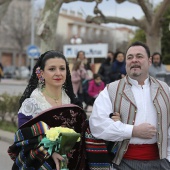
[113,158,170,170]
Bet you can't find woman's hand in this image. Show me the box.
[110,112,121,122]
[52,152,64,170]
[121,74,125,78]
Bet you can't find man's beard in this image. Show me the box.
[132,72,141,77]
[153,62,161,67]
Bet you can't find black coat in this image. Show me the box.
[98,59,112,85]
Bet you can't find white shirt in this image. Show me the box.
[89,77,170,161]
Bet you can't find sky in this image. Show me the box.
[34,0,163,29]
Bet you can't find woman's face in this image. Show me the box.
[78,52,85,60]
[41,58,66,88]
[116,53,125,62]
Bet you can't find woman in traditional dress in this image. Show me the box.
[8,50,87,170]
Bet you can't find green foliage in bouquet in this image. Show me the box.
[59,132,80,155]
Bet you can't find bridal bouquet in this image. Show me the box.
[39,126,80,170]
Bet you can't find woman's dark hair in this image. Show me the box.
[72,60,82,71]
[93,73,101,80]
[107,51,115,61]
[114,51,125,60]
[108,51,114,56]
[76,51,85,59]
[19,50,82,108]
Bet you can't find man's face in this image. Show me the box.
[152,54,161,66]
[126,46,151,82]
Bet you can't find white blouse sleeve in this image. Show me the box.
[18,98,42,117]
[89,87,133,142]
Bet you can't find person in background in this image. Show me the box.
[8,50,87,170]
[149,52,167,78]
[98,51,114,85]
[86,74,105,107]
[0,62,3,81]
[76,50,91,70]
[109,51,126,82]
[89,41,170,170]
[71,60,89,103]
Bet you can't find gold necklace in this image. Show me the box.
[43,88,61,103]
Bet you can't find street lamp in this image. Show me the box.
[31,0,35,45]
[70,35,82,44]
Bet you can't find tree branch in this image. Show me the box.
[0,0,12,22]
[63,0,95,3]
[0,0,8,5]
[86,15,145,28]
[93,0,105,20]
[152,0,170,28]
[137,0,152,23]
[116,0,138,5]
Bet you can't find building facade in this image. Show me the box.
[0,1,134,69]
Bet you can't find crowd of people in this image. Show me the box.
[5,41,170,170]
[70,49,127,110]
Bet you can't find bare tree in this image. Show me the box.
[37,0,96,52]
[0,0,32,66]
[0,0,12,22]
[86,0,170,53]
[38,0,170,54]
[55,33,67,52]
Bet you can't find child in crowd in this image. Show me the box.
[86,74,105,107]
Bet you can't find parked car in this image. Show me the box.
[3,66,16,78]
[15,66,30,79]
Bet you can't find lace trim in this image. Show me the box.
[18,88,71,117]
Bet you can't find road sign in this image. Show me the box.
[27,45,40,59]
[63,43,108,58]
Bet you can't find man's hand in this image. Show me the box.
[52,152,64,170]
[110,112,121,122]
[132,123,157,139]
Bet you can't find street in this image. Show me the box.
[0,84,26,95]
[0,140,14,170]
[0,79,93,116]
[0,80,25,169]
[0,79,27,95]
